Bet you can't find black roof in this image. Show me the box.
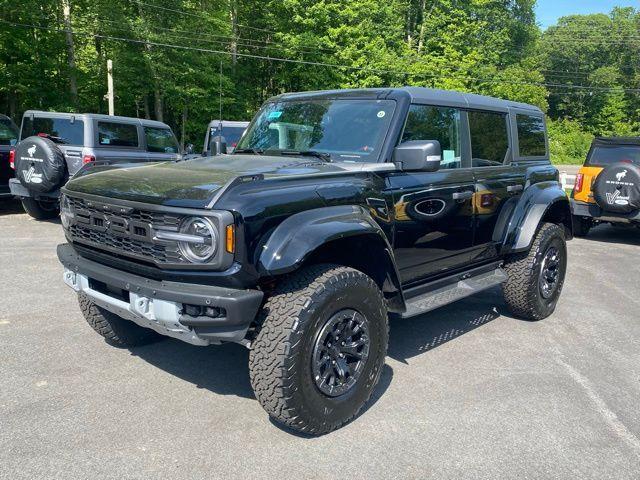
[593,137,640,147]
[270,87,543,114]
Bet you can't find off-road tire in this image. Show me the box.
[249,264,388,435]
[21,197,60,220]
[78,293,163,348]
[502,223,567,321]
[572,215,592,237]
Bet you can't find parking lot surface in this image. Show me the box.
[1,199,639,480]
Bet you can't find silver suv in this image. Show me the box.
[10,111,181,219]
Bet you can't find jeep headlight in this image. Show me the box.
[60,195,74,228]
[178,216,218,263]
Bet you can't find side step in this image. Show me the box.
[401,267,508,318]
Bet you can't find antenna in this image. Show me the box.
[218,60,223,128]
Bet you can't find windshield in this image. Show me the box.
[0,118,18,146]
[236,99,396,162]
[587,145,640,166]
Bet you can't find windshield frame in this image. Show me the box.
[236,97,400,163]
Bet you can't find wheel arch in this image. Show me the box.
[501,181,573,254]
[257,205,405,312]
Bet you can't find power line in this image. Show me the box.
[3,19,639,96]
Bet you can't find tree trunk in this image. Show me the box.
[62,0,78,107]
[230,0,238,64]
[143,95,151,119]
[154,88,163,122]
[417,0,435,54]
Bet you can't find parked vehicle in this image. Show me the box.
[56,87,572,434]
[9,111,181,219]
[202,120,249,155]
[571,137,640,236]
[0,114,19,198]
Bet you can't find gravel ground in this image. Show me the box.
[1,199,639,480]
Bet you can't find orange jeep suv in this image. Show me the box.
[571,137,640,236]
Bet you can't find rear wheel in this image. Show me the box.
[78,293,163,348]
[502,223,567,321]
[249,264,388,435]
[572,215,592,237]
[21,197,60,220]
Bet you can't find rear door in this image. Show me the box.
[389,104,476,285]
[93,120,146,164]
[143,126,181,162]
[470,110,527,261]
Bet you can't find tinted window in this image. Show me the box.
[587,146,640,166]
[0,118,18,146]
[469,111,509,167]
[21,117,84,145]
[144,127,179,153]
[401,105,462,169]
[98,122,139,147]
[211,126,246,148]
[517,115,546,157]
[237,99,395,162]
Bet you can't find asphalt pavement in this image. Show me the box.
[1,199,639,480]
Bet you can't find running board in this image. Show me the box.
[401,267,508,318]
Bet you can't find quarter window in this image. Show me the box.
[517,115,546,157]
[97,122,139,147]
[144,127,179,153]
[468,111,509,167]
[401,105,462,169]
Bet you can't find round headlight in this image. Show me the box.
[178,217,217,263]
[60,195,74,228]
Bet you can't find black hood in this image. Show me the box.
[64,154,352,208]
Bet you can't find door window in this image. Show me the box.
[401,105,462,169]
[516,114,546,157]
[97,122,139,147]
[468,111,509,167]
[144,127,179,153]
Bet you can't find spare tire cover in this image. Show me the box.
[14,136,66,193]
[593,162,640,214]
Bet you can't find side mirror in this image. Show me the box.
[209,135,227,156]
[185,143,194,155]
[393,140,442,172]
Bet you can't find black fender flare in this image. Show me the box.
[500,181,572,253]
[258,205,405,311]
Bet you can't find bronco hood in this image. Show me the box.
[64,155,352,208]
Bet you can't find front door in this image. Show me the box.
[389,104,476,285]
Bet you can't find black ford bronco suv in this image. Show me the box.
[57,88,572,434]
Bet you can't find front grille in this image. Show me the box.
[66,196,186,265]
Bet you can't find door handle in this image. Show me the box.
[452,191,473,200]
[507,184,523,193]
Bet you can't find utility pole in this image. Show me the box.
[62,0,78,107]
[106,59,114,115]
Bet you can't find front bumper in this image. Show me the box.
[58,243,263,345]
[571,199,640,223]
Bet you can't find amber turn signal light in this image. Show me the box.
[225,225,235,253]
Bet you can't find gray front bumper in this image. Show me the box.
[58,243,264,345]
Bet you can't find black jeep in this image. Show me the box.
[56,87,572,434]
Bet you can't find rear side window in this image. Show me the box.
[144,127,179,153]
[21,117,84,145]
[517,115,546,157]
[0,118,18,146]
[210,126,246,148]
[587,146,640,166]
[468,111,509,167]
[97,122,139,147]
[401,105,463,169]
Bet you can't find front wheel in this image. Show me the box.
[21,197,60,220]
[249,264,388,435]
[502,223,567,321]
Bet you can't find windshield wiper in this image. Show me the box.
[278,150,332,163]
[234,147,263,155]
